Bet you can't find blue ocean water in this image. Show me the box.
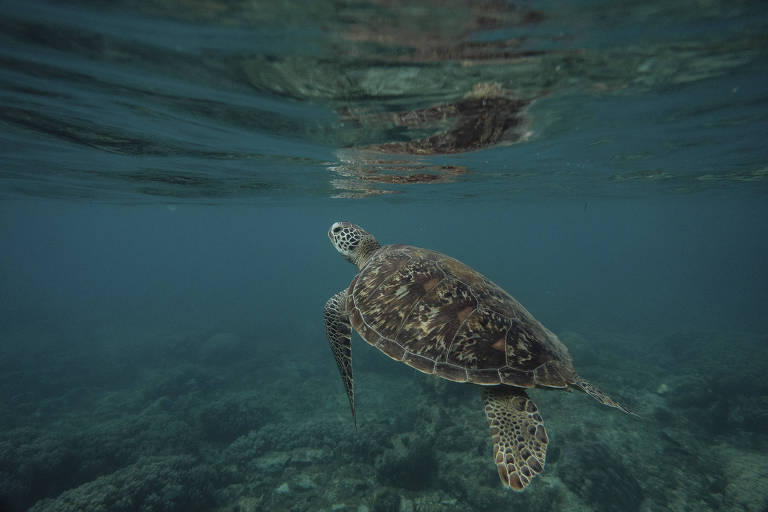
[1,1,767,511]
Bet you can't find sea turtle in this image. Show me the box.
[323,221,632,490]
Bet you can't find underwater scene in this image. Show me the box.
[1,0,768,511]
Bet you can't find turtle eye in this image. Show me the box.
[332,226,342,234]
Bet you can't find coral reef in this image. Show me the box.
[1,327,766,512]
[27,456,215,512]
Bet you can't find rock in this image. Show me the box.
[198,398,267,443]
[27,455,214,512]
[559,443,643,512]
[255,453,290,474]
[372,488,401,512]
[295,473,316,490]
[374,434,436,490]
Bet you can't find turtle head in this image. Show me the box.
[328,222,381,269]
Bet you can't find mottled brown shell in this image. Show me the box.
[347,245,578,388]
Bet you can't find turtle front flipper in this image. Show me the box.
[574,378,635,416]
[324,289,356,429]
[482,386,548,491]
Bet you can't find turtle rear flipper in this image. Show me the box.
[574,379,635,416]
[483,386,548,491]
[324,289,356,429]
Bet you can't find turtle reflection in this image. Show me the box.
[329,82,534,195]
[328,149,467,198]
[340,83,532,155]
[320,3,545,195]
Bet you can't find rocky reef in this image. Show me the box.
[1,326,766,512]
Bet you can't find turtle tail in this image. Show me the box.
[573,378,638,417]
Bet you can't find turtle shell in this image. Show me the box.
[347,245,578,388]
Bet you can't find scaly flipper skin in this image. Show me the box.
[482,386,548,490]
[324,289,356,428]
[574,379,635,416]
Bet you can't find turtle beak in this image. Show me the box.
[328,222,343,243]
